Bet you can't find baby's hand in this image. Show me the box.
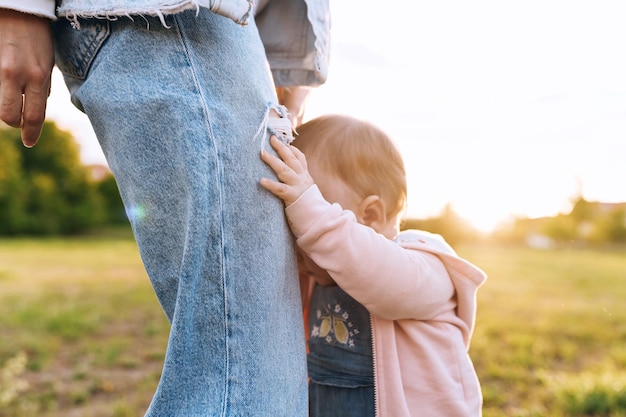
[260,135,315,206]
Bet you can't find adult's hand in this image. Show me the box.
[0,8,54,147]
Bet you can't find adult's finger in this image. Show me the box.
[0,74,23,127]
[21,78,50,147]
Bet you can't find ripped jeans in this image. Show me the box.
[53,9,307,417]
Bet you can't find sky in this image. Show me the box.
[46,0,626,232]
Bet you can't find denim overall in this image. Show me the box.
[308,284,375,417]
[52,9,307,416]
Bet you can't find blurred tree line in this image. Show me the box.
[404,198,626,247]
[0,121,127,235]
[402,204,481,247]
[492,197,626,247]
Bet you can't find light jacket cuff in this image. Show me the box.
[0,0,56,19]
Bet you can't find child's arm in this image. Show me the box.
[260,136,454,320]
[286,185,455,320]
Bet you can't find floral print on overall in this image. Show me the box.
[311,302,362,347]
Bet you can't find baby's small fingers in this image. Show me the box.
[260,148,276,165]
[260,177,290,201]
[289,146,308,170]
[270,136,301,167]
[259,177,279,194]
[261,149,296,184]
[261,148,286,171]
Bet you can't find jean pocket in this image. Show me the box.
[52,18,110,80]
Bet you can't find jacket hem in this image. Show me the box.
[57,0,253,26]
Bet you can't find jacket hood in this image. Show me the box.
[396,230,487,347]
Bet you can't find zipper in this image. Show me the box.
[370,314,379,417]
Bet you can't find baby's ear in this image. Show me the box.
[358,195,387,231]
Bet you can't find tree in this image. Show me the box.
[541,214,578,242]
[402,204,480,246]
[0,127,28,234]
[96,174,129,226]
[588,207,626,244]
[569,196,595,223]
[0,121,107,235]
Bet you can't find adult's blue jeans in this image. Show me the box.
[52,9,307,416]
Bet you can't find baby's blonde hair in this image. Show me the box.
[293,115,407,219]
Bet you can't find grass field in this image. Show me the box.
[0,233,624,416]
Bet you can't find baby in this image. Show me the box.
[261,114,487,417]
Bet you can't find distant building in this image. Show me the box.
[526,233,555,249]
[596,202,626,214]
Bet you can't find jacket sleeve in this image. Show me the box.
[255,0,330,86]
[0,0,56,19]
[286,185,456,321]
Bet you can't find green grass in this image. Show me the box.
[460,244,626,417]
[1,235,625,416]
[0,231,168,417]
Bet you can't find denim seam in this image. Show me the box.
[171,13,230,417]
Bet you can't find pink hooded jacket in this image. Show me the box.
[287,185,487,417]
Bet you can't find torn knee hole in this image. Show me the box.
[268,108,294,144]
